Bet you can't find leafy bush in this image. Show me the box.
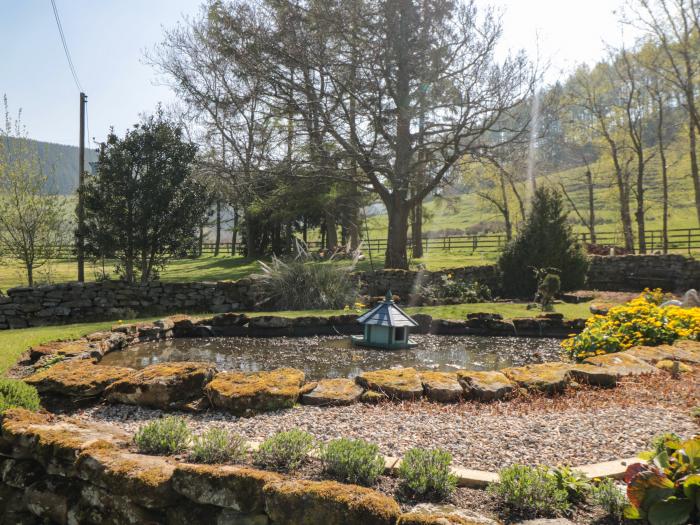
[498,187,588,298]
[488,464,570,517]
[189,427,248,464]
[548,466,591,503]
[421,274,491,303]
[320,438,385,486]
[398,447,457,500]
[257,253,359,310]
[134,416,191,455]
[0,379,41,415]
[624,435,700,525]
[253,429,315,472]
[591,478,627,523]
[537,272,561,311]
[562,290,700,361]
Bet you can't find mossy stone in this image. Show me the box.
[301,378,364,406]
[25,359,134,397]
[501,363,572,393]
[456,370,514,401]
[356,368,423,400]
[419,372,463,403]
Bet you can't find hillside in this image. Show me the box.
[5,137,98,195]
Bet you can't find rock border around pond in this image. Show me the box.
[16,313,699,415]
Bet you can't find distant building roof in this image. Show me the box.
[356,291,418,328]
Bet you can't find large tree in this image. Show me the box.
[82,113,209,283]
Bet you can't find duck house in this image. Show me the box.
[352,291,418,349]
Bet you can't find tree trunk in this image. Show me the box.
[231,208,238,256]
[635,156,646,254]
[198,225,204,257]
[585,169,596,244]
[26,263,33,287]
[689,121,700,227]
[411,200,423,258]
[499,173,512,242]
[245,213,259,258]
[325,211,337,250]
[657,107,668,253]
[214,200,221,256]
[385,197,410,269]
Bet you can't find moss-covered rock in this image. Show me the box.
[29,340,93,362]
[172,463,282,512]
[456,370,514,401]
[502,363,572,393]
[24,360,134,397]
[204,368,305,416]
[301,378,364,406]
[569,364,617,387]
[75,446,178,509]
[360,390,388,404]
[356,368,423,400]
[165,504,269,525]
[420,372,463,403]
[399,503,498,525]
[104,362,216,410]
[655,359,693,373]
[263,478,401,525]
[71,483,162,525]
[1,409,130,477]
[583,352,658,376]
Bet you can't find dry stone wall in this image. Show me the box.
[0,255,697,329]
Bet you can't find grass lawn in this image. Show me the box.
[0,301,593,375]
[0,252,497,291]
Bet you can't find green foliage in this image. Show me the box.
[488,464,571,517]
[0,379,40,415]
[134,416,191,455]
[398,447,457,500]
[257,254,359,310]
[591,478,627,523]
[38,354,66,370]
[624,435,700,525]
[498,187,588,298]
[253,429,315,472]
[82,111,208,283]
[189,427,248,464]
[320,438,385,486]
[537,272,561,311]
[548,466,591,503]
[421,274,492,303]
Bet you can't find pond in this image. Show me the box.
[98,335,564,381]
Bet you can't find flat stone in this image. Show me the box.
[623,344,700,365]
[172,463,282,513]
[24,359,134,397]
[204,368,305,416]
[399,503,499,525]
[104,362,216,409]
[210,313,250,327]
[28,340,92,361]
[457,370,514,401]
[356,368,423,400]
[263,478,401,525]
[360,390,388,404]
[656,359,693,373]
[301,378,364,406]
[502,362,572,393]
[583,353,659,376]
[76,446,177,509]
[248,316,291,329]
[569,364,617,388]
[420,372,463,403]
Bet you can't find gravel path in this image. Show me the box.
[74,378,698,471]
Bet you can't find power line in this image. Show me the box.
[50,0,83,92]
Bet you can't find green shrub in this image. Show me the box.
[320,438,385,486]
[253,429,315,471]
[134,416,191,455]
[257,254,359,310]
[498,187,588,298]
[189,427,248,464]
[398,447,457,500]
[488,464,570,517]
[548,466,590,503]
[591,478,626,523]
[0,379,41,415]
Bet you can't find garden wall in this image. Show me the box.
[0,255,696,329]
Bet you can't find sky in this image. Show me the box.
[1,0,640,147]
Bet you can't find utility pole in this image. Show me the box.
[77,92,86,282]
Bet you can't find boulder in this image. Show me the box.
[360,390,388,404]
[623,344,700,365]
[655,359,693,373]
[104,362,216,410]
[356,368,423,400]
[204,368,305,416]
[166,505,269,525]
[71,483,162,525]
[24,360,134,397]
[75,447,177,509]
[502,363,572,393]
[419,372,463,403]
[583,353,658,377]
[172,464,281,513]
[28,340,92,362]
[23,475,74,525]
[569,364,617,387]
[210,312,250,327]
[263,479,401,525]
[457,370,514,401]
[248,316,292,329]
[399,503,499,525]
[301,378,364,406]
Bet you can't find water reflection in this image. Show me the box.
[99,335,563,381]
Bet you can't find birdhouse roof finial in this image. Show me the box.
[385,289,393,302]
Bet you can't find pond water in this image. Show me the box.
[98,335,563,381]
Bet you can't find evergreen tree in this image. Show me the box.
[499,187,588,298]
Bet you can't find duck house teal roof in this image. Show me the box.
[356,291,418,328]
